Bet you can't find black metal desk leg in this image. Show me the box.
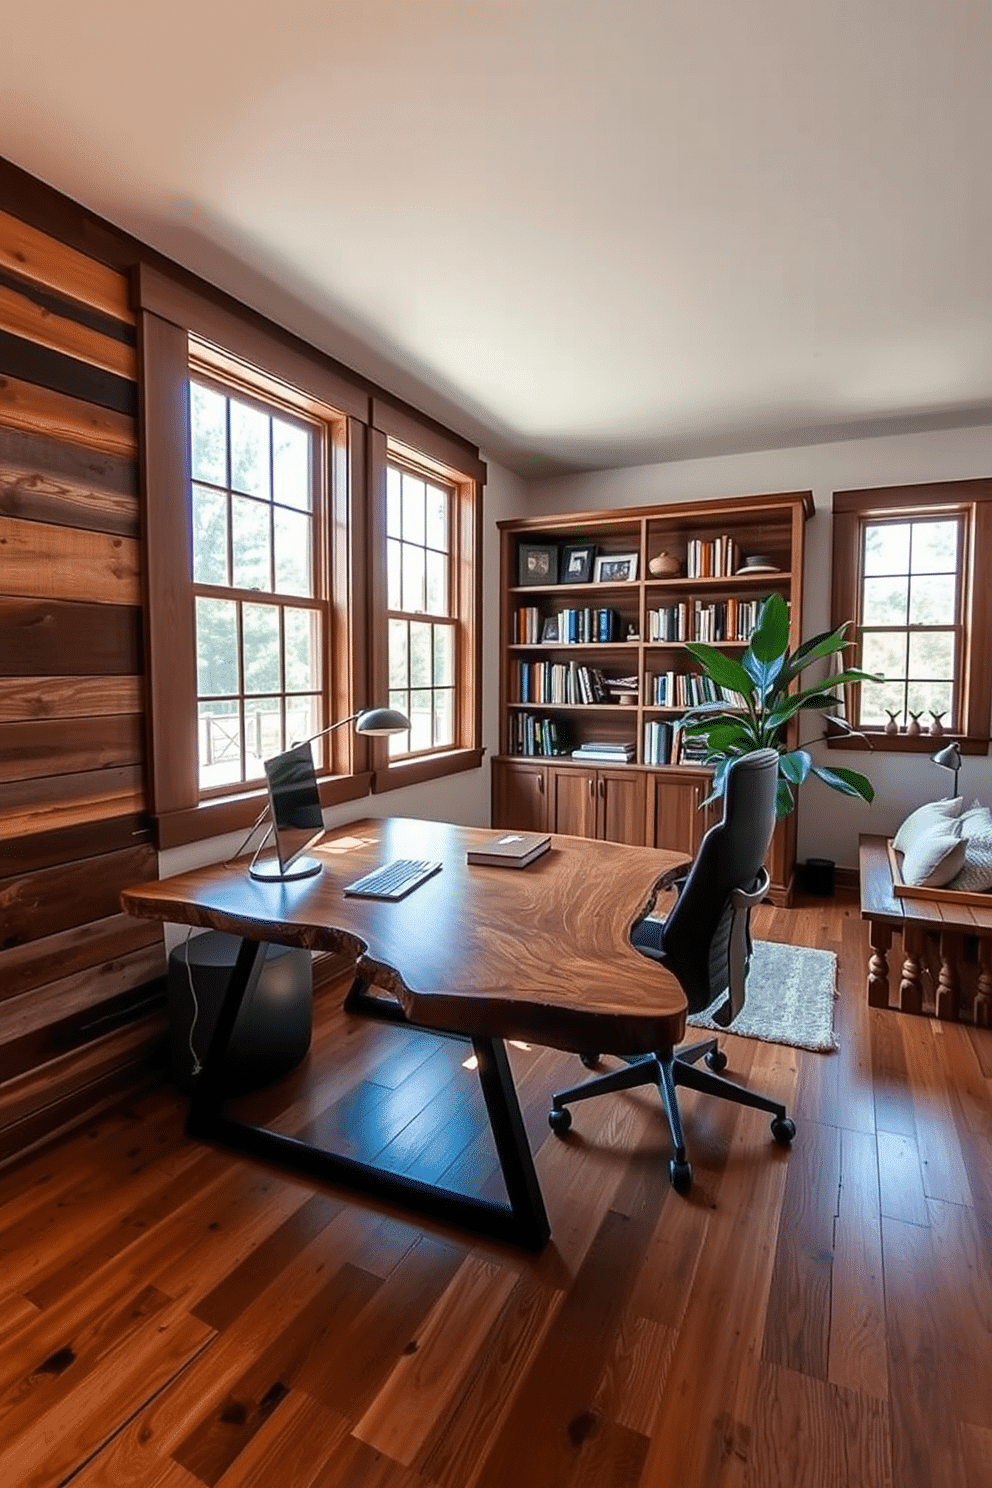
[473,1036,550,1251]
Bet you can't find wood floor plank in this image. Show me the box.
[959,1423,992,1488]
[876,1130,929,1225]
[882,1214,970,1488]
[762,1119,839,1379]
[212,1390,350,1487]
[354,1254,519,1466]
[899,1016,974,1206]
[745,1360,892,1488]
[415,1271,564,1488]
[925,1197,992,1431]
[827,1126,887,1401]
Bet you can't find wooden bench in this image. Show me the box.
[859,833,992,1025]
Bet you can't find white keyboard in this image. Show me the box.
[342,858,442,900]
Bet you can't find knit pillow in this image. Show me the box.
[900,828,966,888]
[947,829,992,893]
[892,797,964,854]
[959,805,992,839]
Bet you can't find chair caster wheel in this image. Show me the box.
[668,1158,692,1194]
[771,1116,796,1146]
[705,1048,728,1072]
[580,1052,600,1069]
[549,1106,572,1135]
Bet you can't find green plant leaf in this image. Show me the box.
[684,643,755,697]
[741,646,785,699]
[810,763,875,803]
[779,749,812,784]
[749,592,791,662]
[775,778,795,818]
[696,722,756,751]
[780,622,852,682]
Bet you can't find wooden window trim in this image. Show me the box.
[830,478,992,752]
[367,427,484,794]
[136,265,485,845]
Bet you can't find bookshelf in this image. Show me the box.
[493,491,813,902]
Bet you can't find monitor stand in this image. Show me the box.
[248,856,322,882]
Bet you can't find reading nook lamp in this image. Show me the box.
[931,740,962,799]
[297,706,411,749]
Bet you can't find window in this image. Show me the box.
[135,266,485,848]
[831,480,992,750]
[189,377,324,791]
[385,459,457,758]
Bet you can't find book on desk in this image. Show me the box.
[466,832,551,868]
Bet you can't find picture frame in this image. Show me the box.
[518,543,559,586]
[560,543,596,584]
[540,615,560,642]
[594,551,639,583]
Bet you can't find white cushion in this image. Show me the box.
[892,797,964,854]
[947,829,992,893]
[959,805,992,839]
[900,828,966,888]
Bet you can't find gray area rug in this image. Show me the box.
[687,939,839,1053]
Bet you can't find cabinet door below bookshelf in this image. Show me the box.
[649,770,718,859]
[492,759,548,834]
[550,766,647,846]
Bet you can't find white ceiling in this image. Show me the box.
[2,1,991,476]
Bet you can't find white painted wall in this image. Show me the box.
[528,424,992,872]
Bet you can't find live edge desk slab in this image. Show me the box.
[122,817,690,1251]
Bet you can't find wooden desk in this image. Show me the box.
[122,817,690,1250]
[859,832,992,1024]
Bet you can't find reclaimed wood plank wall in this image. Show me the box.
[0,205,167,1164]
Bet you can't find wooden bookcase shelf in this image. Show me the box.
[493,491,813,903]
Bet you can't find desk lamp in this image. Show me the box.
[245,706,410,881]
[931,740,962,799]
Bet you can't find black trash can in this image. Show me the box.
[167,931,312,1095]
[799,857,835,897]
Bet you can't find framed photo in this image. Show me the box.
[560,543,596,584]
[594,551,639,583]
[518,543,558,586]
[540,615,560,642]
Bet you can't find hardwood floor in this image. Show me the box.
[2,893,991,1487]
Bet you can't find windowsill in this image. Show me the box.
[372,746,485,793]
[154,771,373,851]
[825,730,990,755]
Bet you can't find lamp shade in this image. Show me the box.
[931,741,961,773]
[354,707,410,736]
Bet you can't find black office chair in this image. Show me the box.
[548,748,796,1192]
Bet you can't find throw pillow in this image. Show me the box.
[900,828,966,888]
[947,829,992,893]
[959,805,992,839]
[892,797,964,854]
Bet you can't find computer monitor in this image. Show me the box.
[248,742,325,882]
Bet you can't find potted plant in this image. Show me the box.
[680,592,877,817]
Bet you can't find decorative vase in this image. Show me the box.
[648,552,680,577]
[906,711,923,736]
[929,712,945,737]
[884,710,900,736]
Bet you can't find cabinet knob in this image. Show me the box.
[599,778,605,798]
[588,776,595,799]
[538,774,544,795]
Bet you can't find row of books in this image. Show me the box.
[643,720,679,766]
[510,713,570,756]
[646,671,740,708]
[515,661,635,705]
[513,606,624,644]
[684,535,740,579]
[647,597,771,643]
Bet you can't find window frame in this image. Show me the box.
[830,478,992,753]
[135,265,484,848]
[368,400,485,793]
